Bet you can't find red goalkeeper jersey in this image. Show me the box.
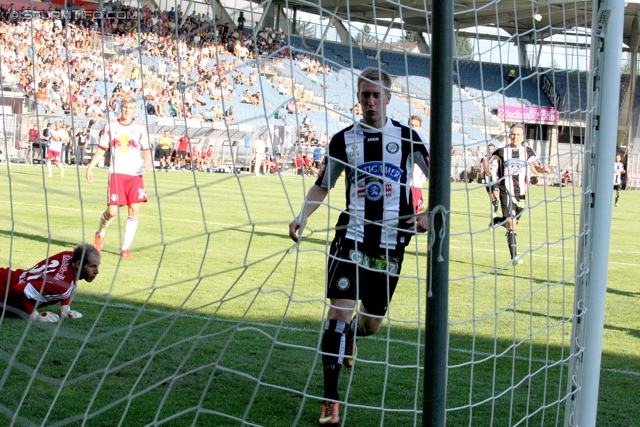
[0,251,77,315]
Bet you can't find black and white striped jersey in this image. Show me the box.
[315,118,429,251]
[491,145,540,198]
[484,152,499,183]
[614,161,624,185]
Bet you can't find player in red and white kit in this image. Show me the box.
[0,244,101,322]
[191,145,201,171]
[85,95,153,258]
[203,145,214,170]
[409,115,428,213]
[46,120,67,177]
[174,135,190,170]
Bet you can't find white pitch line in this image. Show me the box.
[76,299,640,378]
[3,201,639,267]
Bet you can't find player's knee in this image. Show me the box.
[358,317,382,336]
[359,323,378,336]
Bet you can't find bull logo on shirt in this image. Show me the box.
[112,134,137,152]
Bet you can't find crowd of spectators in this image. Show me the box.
[0,0,335,173]
[0,0,306,118]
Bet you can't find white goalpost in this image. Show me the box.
[0,0,626,426]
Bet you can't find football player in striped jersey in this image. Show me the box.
[289,67,430,426]
[489,124,550,265]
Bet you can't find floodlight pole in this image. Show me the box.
[423,0,453,426]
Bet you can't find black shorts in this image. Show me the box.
[158,148,172,159]
[499,190,525,219]
[326,237,405,316]
[614,184,621,191]
[177,150,187,159]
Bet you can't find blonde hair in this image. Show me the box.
[357,67,392,95]
[121,94,137,105]
[510,123,525,134]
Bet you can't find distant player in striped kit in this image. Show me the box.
[489,124,549,265]
[482,142,500,217]
[85,95,153,258]
[613,154,625,207]
[288,67,429,426]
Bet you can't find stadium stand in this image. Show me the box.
[5,1,593,176]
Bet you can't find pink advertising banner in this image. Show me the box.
[497,105,560,123]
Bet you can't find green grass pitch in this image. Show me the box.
[0,164,638,426]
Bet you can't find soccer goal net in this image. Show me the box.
[0,0,624,426]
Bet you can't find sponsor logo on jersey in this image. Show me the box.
[504,158,526,175]
[366,136,380,142]
[386,142,399,153]
[347,143,361,160]
[112,134,137,152]
[336,277,350,290]
[348,161,403,183]
[365,181,384,201]
[361,182,392,200]
[54,255,71,280]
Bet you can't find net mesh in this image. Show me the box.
[0,0,607,426]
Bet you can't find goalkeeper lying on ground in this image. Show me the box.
[0,243,100,322]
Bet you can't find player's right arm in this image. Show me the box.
[86,148,106,184]
[12,281,61,322]
[289,185,328,243]
[86,125,109,184]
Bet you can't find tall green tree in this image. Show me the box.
[456,35,473,58]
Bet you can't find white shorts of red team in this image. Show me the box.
[107,173,148,206]
[46,149,61,162]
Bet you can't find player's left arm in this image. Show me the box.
[140,128,153,172]
[405,212,429,233]
[531,162,550,174]
[527,147,550,174]
[143,149,153,172]
[11,281,71,322]
[407,131,430,233]
[59,303,82,319]
[411,129,430,176]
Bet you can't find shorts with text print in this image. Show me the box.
[326,237,405,316]
[107,173,148,206]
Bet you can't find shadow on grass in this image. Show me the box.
[0,297,638,427]
[0,229,80,249]
[607,286,640,299]
[514,305,640,340]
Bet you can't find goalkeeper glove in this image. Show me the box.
[30,310,60,323]
[59,305,83,319]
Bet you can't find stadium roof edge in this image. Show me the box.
[255,0,640,51]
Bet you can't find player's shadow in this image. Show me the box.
[247,228,330,248]
[606,287,640,298]
[515,308,640,340]
[0,230,78,249]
